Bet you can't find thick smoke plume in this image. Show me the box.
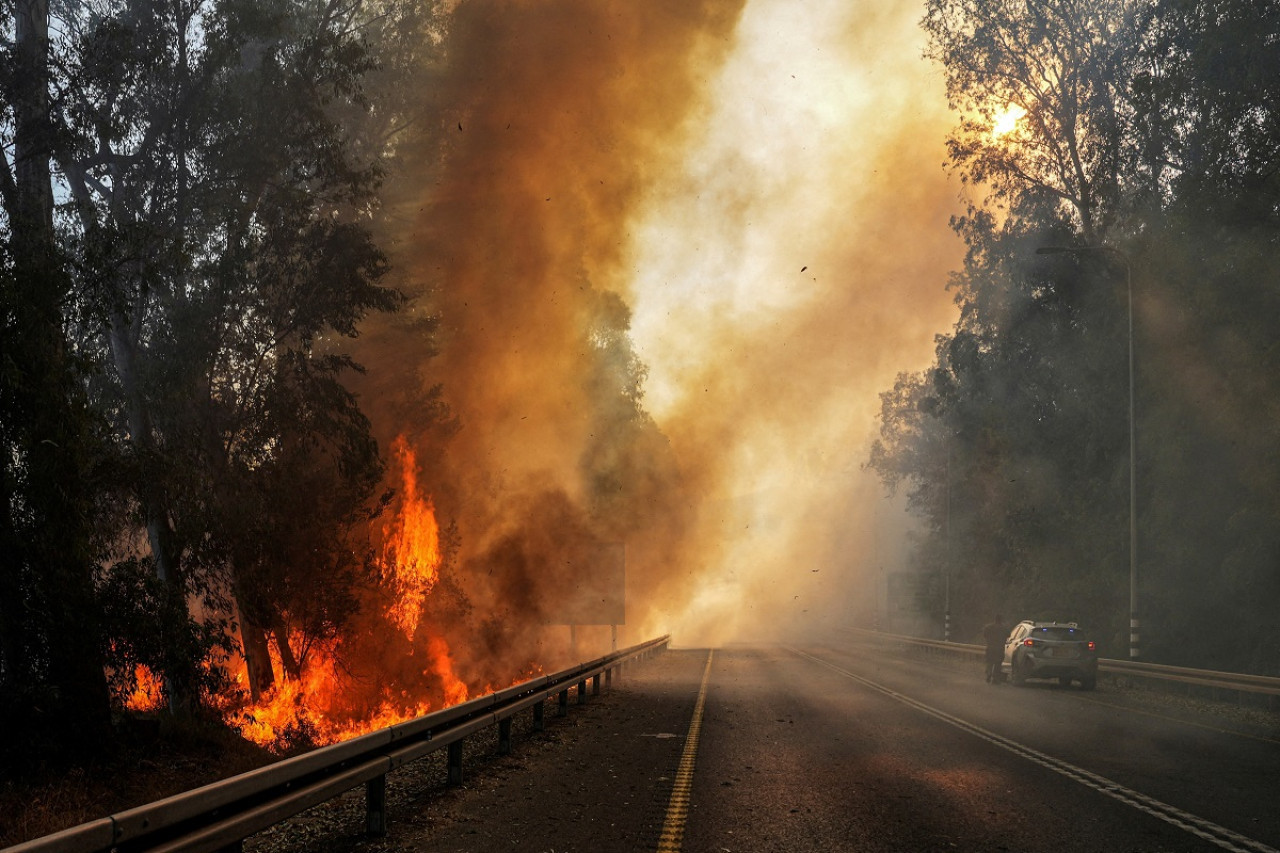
[355,0,965,657]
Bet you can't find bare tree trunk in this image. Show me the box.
[13,1,52,240]
[270,620,303,682]
[103,301,203,715]
[239,613,277,701]
[8,0,111,746]
[0,473,28,693]
[107,313,181,586]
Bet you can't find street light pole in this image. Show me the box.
[945,437,951,643]
[1123,252,1138,660]
[1036,244,1139,659]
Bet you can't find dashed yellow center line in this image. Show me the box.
[656,649,714,853]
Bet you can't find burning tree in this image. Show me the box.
[1,0,438,760]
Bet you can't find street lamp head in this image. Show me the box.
[1036,244,1128,269]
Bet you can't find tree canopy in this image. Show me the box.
[0,0,427,759]
[871,0,1280,672]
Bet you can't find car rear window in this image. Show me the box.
[1034,626,1084,641]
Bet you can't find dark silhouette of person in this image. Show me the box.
[982,614,1006,683]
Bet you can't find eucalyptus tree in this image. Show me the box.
[874,0,1280,669]
[870,196,1132,642]
[923,0,1143,241]
[1,0,114,752]
[1132,0,1280,219]
[24,0,408,707]
[1123,0,1280,669]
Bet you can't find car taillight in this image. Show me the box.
[1087,641,1096,651]
[1022,638,1035,646]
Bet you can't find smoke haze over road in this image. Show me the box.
[361,0,964,649]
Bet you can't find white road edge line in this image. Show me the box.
[786,645,1278,853]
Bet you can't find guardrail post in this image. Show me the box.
[534,699,545,730]
[365,775,387,836]
[605,667,613,688]
[577,679,588,704]
[498,717,513,755]
[447,739,464,786]
[592,673,601,695]
[558,688,569,716]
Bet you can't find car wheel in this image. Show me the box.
[1011,656,1027,686]
[1080,676,1097,691]
[1059,676,1072,687]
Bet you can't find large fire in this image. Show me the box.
[220,435,472,751]
[381,436,443,641]
[111,436,548,751]
[224,631,461,748]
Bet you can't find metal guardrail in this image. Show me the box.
[839,627,1280,697]
[5,635,671,853]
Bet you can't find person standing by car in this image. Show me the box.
[982,614,1006,683]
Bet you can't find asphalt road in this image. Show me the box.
[353,640,1280,853]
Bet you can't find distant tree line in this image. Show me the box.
[869,0,1280,673]
[0,0,448,762]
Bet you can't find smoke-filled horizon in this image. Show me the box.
[359,0,965,651]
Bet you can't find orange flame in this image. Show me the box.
[381,436,442,640]
[222,436,476,751]
[225,630,486,749]
[124,664,166,712]
[427,635,470,707]
[226,632,442,749]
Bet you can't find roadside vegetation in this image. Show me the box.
[0,0,444,770]
[868,0,1280,672]
[4,0,1280,842]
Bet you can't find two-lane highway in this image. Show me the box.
[683,644,1279,852]
[340,642,1280,852]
